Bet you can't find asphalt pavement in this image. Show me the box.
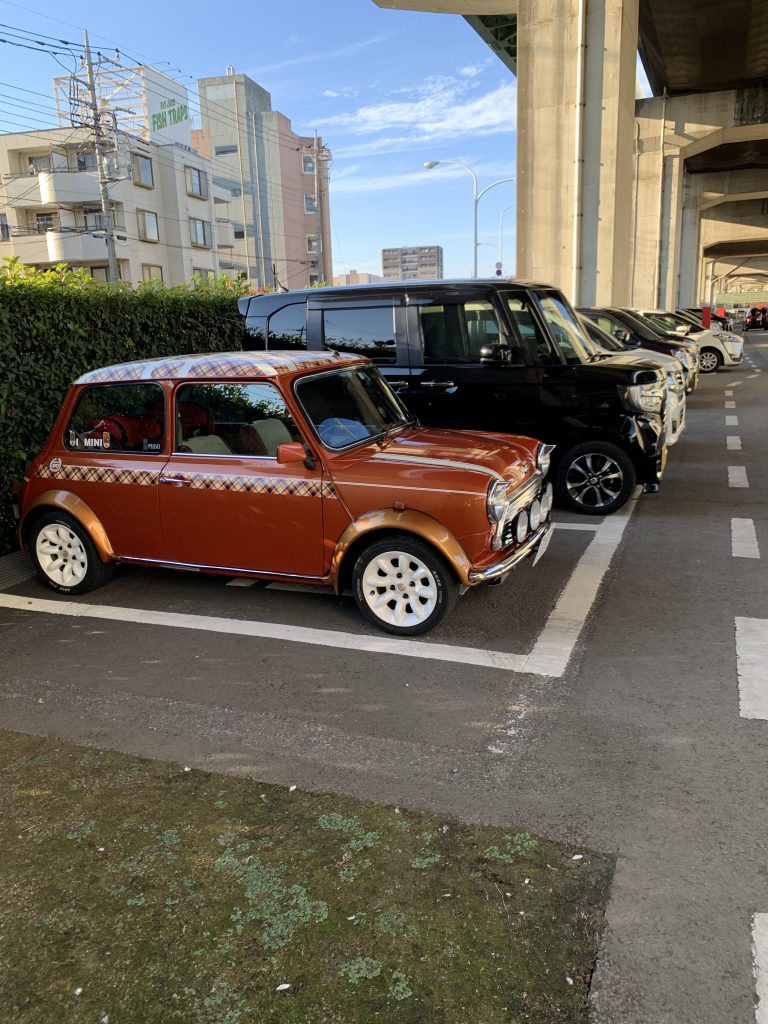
[1,332,767,1023]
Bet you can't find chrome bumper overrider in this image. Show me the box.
[469,521,552,584]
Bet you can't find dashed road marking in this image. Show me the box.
[727,415,740,426]
[736,618,768,720]
[725,389,734,396]
[226,579,256,588]
[0,496,639,679]
[727,436,743,451]
[731,519,760,559]
[725,401,736,408]
[755,914,768,1024]
[729,466,750,488]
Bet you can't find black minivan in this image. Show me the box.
[239,280,670,515]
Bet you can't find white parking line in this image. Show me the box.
[729,466,750,488]
[725,389,734,396]
[731,519,760,559]
[755,914,768,1024]
[725,401,736,408]
[736,618,768,720]
[226,579,256,588]
[0,497,638,679]
[727,436,743,451]
[726,415,740,426]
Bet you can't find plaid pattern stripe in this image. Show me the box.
[76,352,361,385]
[37,464,160,486]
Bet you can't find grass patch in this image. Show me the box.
[0,730,613,1023]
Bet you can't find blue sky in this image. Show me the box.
[0,0,519,279]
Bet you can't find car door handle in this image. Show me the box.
[421,380,456,390]
[387,379,409,392]
[159,475,191,487]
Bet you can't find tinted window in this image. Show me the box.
[268,304,307,350]
[420,300,500,363]
[322,306,396,363]
[504,294,559,364]
[66,383,165,454]
[174,382,302,458]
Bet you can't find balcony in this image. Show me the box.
[215,219,235,249]
[0,231,50,263]
[2,174,41,208]
[47,229,127,263]
[39,170,101,205]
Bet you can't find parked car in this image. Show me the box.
[239,280,671,516]
[15,351,556,637]
[634,308,743,374]
[579,307,699,392]
[744,307,767,331]
[682,307,733,332]
[579,315,686,447]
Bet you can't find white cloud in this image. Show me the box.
[330,160,515,197]
[459,61,491,78]
[315,77,516,147]
[249,32,395,74]
[323,86,358,99]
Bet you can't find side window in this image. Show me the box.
[505,294,559,365]
[65,383,165,454]
[267,303,307,350]
[594,315,623,339]
[174,382,303,458]
[535,294,591,366]
[322,306,396,363]
[419,300,499,364]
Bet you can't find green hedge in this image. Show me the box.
[0,259,249,557]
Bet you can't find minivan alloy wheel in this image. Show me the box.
[698,348,721,373]
[555,442,636,515]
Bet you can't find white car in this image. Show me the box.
[635,309,743,373]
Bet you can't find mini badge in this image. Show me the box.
[49,457,62,473]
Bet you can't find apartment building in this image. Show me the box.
[195,70,332,291]
[381,245,443,281]
[332,269,383,285]
[0,126,232,284]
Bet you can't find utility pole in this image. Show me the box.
[312,132,332,285]
[83,31,119,283]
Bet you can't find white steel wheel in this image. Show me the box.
[352,535,458,637]
[31,512,113,595]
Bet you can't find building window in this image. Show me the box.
[76,151,98,172]
[309,274,321,286]
[234,229,245,240]
[91,267,109,282]
[0,214,9,241]
[306,234,320,254]
[35,212,57,233]
[142,264,163,282]
[302,154,315,174]
[131,154,154,188]
[137,210,159,243]
[304,194,317,215]
[28,154,51,174]
[189,218,212,248]
[185,166,209,199]
[214,144,238,156]
[193,267,216,282]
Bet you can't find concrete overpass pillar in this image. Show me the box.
[516,0,639,305]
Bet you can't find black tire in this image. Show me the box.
[30,511,114,595]
[352,533,459,637]
[699,348,722,373]
[554,442,636,516]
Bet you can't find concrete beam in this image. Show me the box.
[372,0,515,12]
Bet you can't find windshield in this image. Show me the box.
[615,310,666,343]
[534,292,594,365]
[295,365,412,450]
[645,311,701,335]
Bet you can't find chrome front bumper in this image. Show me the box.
[468,521,552,584]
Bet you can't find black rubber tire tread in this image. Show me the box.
[554,441,637,516]
[352,532,459,637]
[699,348,722,373]
[30,511,114,595]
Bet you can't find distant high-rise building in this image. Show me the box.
[196,70,332,291]
[381,245,443,281]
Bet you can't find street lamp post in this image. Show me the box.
[499,203,515,275]
[424,160,515,278]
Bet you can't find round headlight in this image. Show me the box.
[529,499,542,531]
[487,479,508,524]
[515,510,529,544]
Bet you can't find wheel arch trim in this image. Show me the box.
[22,490,116,561]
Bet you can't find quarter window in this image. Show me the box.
[535,294,592,365]
[137,210,159,242]
[504,293,559,365]
[267,304,307,350]
[65,384,165,454]
[322,306,396,363]
[173,382,302,457]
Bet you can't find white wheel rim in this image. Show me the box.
[35,523,88,587]
[700,351,718,372]
[362,550,438,628]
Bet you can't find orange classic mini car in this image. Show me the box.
[16,351,554,636]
